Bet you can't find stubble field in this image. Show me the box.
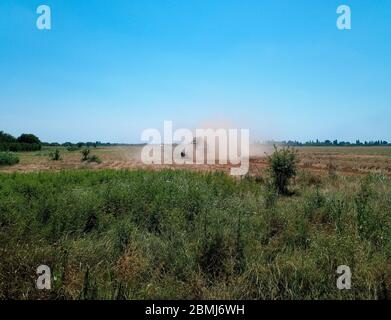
[1,145,391,177]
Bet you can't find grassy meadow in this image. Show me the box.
[0,166,390,299]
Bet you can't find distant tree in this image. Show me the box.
[17,134,41,144]
[0,131,17,143]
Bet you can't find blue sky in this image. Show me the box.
[0,0,390,143]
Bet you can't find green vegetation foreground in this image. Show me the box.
[0,169,390,299]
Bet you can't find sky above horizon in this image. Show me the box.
[0,0,390,143]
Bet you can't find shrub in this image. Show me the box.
[267,146,298,195]
[81,149,90,161]
[49,149,61,161]
[80,148,101,164]
[67,146,75,152]
[87,155,102,164]
[67,146,80,152]
[0,152,20,166]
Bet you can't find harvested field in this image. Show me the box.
[2,146,391,177]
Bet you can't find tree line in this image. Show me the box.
[0,131,42,152]
[43,142,144,148]
[2,129,390,151]
[1,130,144,152]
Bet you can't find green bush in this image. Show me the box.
[267,146,298,195]
[81,149,90,161]
[80,149,101,163]
[87,155,102,164]
[67,146,80,152]
[49,149,61,161]
[0,152,20,166]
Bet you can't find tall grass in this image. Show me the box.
[0,169,389,299]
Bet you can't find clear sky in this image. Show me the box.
[0,0,390,143]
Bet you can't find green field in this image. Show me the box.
[0,168,390,299]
